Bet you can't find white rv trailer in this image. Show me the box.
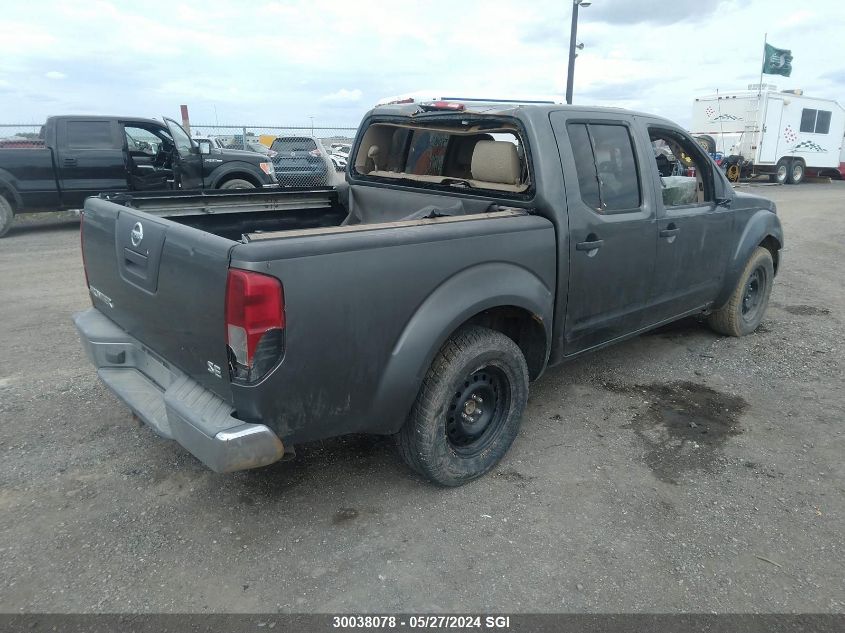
[691,87,845,183]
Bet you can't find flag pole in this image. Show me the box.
[757,32,767,97]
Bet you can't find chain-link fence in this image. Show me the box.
[0,123,358,187]
[190,125,356,187]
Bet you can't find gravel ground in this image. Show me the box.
[0,183,843,613]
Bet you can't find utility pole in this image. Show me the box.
[565,0,591,105]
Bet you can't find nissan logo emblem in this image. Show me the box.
[130,222,144,248]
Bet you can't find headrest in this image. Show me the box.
[470,140,521,185]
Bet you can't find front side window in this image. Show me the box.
[66,121,114,149]
[567,122,641,213]
[649,128,712,207]
[165,120,193,156]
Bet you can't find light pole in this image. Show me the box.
[565,0,591,105]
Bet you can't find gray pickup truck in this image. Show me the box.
[74,101,783,486]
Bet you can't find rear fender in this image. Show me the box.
[367,262,553,435]
[0,168,23,210]
[714,209,783,308]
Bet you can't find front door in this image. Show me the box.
[55,118,127,207]
[164,118,203,189]
[551,113,657,355]
[643,125,733,322]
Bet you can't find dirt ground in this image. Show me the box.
[0,183,843,613]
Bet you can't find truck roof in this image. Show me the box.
[367,102,676,126]
[46,114,165,126]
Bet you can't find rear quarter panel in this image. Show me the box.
[0,149,61,212]
[230,213,556,443]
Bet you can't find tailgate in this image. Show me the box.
[81,197,235,401]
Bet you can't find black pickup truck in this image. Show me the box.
[73,101,783,486]
[0,115,279,236]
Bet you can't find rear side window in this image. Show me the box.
[567,123,641,213]
[66,121,114,149]
[272,137,318,153]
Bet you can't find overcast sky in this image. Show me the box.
[1,0,843,130]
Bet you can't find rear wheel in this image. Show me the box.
[396,325,529,486]
[0,195,13,238]
[787,159,805,185]
[219,178,256,190]
[707,247,774,337]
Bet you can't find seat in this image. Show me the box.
[469,140,524,191]
[444,134,494,179]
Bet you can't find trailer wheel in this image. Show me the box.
[0,195,13,238]
[396,325,529,486]
[774,160,789,185]
[787,159,805,185]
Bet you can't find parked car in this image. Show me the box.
[331,144,351,160]
[329,154,347,171]
[270,136,330,187]
[0,115,278,237]
[74,101,782,485]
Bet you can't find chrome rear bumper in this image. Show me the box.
[73,308,284,473]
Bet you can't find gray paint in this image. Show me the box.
[77,103,783,461]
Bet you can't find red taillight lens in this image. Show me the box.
[309,149,321,157]
[225,268,285,382]
[80,210,90,291]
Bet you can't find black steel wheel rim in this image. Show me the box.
[446,365,510,456]
[741,266,766,321]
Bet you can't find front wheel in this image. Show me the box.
[774,160,789,185]
[219,178,256,190]
[707,247,774,337]
[396,325,529,486]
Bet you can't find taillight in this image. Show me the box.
[80,210,90,291]
[309,149,321,157]
[225,268,285,383]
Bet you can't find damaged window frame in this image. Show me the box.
[348,114,536,200]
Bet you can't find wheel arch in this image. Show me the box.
[714,210,783,308]
[207,163,263,188]
[367,262,553,435]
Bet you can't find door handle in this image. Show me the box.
[659,227,680,238]
[62,157,77,167]
[576,239,604,251]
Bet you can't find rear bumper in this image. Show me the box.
[73,308,285,473]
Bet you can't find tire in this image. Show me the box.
[219,178,256,190]
[787,159,804,185]
[707,247,774,337]
[774,160,789,185]
[696,135,716,154]
[0,195,12,238]
[396,325,529,486]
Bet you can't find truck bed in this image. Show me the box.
[79,187,555,456]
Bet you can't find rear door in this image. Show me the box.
[56,118,127,206]
[164,118,204,190]
[551,112,658,354]
[82,198,235,400]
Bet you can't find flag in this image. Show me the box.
[762,43,793,77]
